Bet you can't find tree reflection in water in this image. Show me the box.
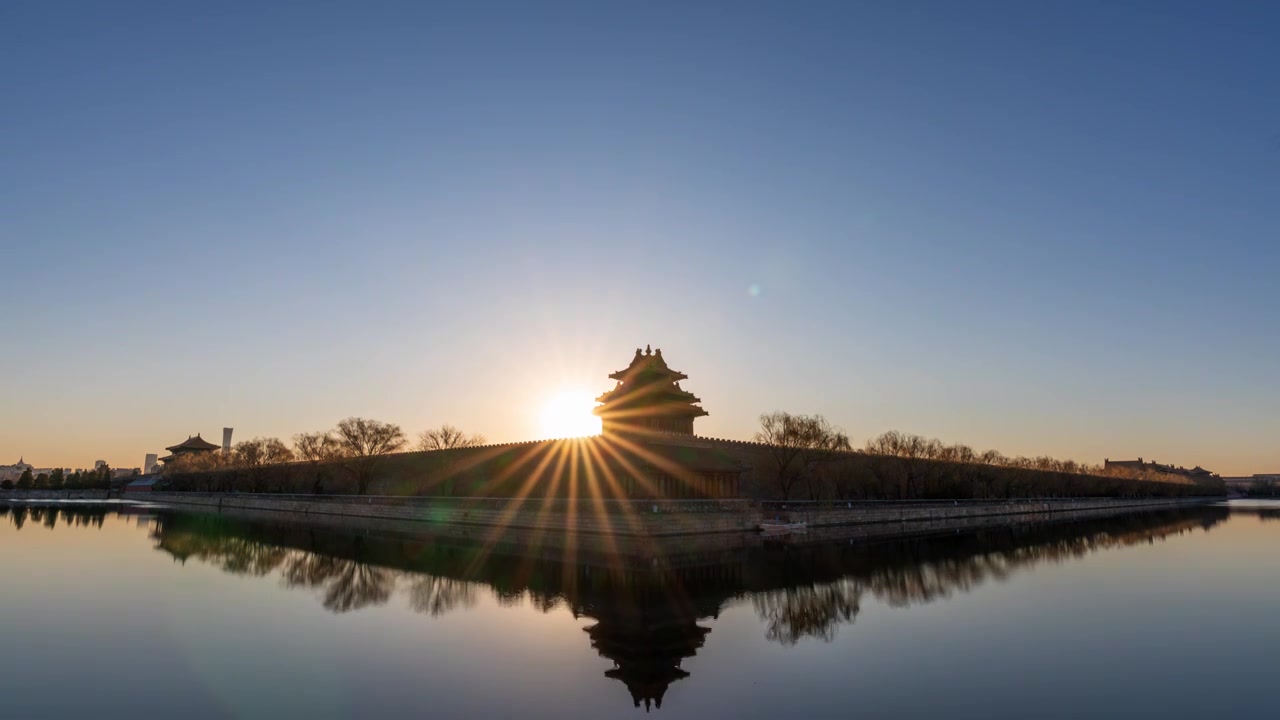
[277,545,397,613]
[316,560,395,613]
[408,575,479,617]
[1251,508,1280,522]
[0,503,107,532]
[746,509,1228,644]
[134,504,1229,711]
[751,579,862,645]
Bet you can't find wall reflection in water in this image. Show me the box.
[0,502,1230,712]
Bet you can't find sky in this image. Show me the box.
[2,1,1277,475]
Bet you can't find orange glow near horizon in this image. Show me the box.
[537,390,603,439]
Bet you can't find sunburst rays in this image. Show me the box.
[413,345,728,581]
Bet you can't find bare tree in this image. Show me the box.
[334,417,406,495]
[937,443,977,464]
[294,431,342,494]
[232,437,294,468]
[294,431,340,463]
[418,424,486,451]
[754,411,852,500]
[230,437,294,492]
[294,425,343,491]
[979,449,1006,466]
[865,430,940,498]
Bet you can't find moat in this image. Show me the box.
[2,500,1277,719]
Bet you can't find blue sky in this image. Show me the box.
[2,1,1277,474]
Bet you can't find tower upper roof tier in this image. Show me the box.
[594,346,709,420]
[165,434,222,453]
[607,345,687,382]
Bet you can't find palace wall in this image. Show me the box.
[653,435,1222,500]
[162,436,743,499]
[158,433,1223,501]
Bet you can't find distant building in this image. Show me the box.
[1104,458,1218,480]
[125,475,165,493]
[0,457,34,482]
[1222,473,1280,490]
[158,434,222,465]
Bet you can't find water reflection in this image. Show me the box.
[752,579,860,645]
[745,509,1225,646]
[288,555,395,613]
[0,503,108,531]
[0,501,1233,712]
[124,505,1228,709]
[408,576,479,617]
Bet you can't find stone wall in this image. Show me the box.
[146,492,759,536]
[146,492,1215,538]
[765,497,1209,527]
[673,435,1223,499]
[160,433,1222,501]
[161,436,746,499]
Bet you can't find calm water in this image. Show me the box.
[1,500,1276,719]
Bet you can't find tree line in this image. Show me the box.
[158,410,1225,500]
[753,411,1225,500]
[163,418,486,495]
[0,464,117,492]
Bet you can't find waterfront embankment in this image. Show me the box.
[142,492,1217,538]
[0,490,111,501]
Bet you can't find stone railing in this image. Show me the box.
[145,492,760,536]
[143,492,1218,538]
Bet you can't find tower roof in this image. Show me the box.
[607,345,687,382]
[595,346,708,421]
[164,434,222,453]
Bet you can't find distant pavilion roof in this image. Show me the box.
[164,435,221,453]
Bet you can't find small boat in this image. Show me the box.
[759,521,807,534]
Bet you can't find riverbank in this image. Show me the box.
[140,491,1217,537]
[0,490,111,501]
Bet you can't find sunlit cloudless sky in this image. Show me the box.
[2,1,1277,474]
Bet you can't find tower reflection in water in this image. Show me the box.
[118,505,1227,712]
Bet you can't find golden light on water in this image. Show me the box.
[538,389,602,439]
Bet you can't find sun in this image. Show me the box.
[539,389,602,438]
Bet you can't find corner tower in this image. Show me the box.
[594,346,708,436]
